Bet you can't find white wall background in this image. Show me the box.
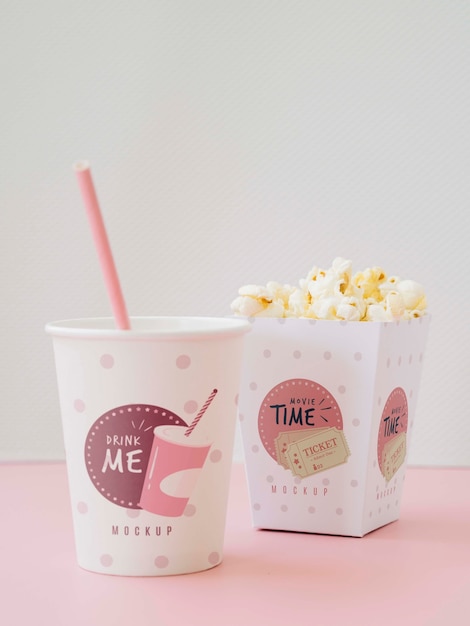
[1,1,469,466]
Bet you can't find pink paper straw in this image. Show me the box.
[185,389,218,437]
[74,161,131,330]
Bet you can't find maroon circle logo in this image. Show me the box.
[377,388,408,481]
[85,404,188,508]
[258,378,343,463]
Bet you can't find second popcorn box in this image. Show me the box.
[237,316,429,537]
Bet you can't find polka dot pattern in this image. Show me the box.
[208,552,220,565]
[184,400,198,414]
[176,354,191,369]
[184,504,197,517]
[209,449,222,463]
[74,399,85,413]
[100,354,114,369]
[155,556,169,569]
[100,554,113,567]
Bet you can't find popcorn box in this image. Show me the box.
[237,316,430,537]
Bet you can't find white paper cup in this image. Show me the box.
[46,316,250,576]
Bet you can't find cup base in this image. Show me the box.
[76,553,223,577]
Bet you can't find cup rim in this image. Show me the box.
[45,316,252,340]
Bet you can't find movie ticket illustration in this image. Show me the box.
[284,427,351,478]
[380,431,407,482]
[274,428,330,469]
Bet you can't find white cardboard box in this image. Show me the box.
[238,316,430,537]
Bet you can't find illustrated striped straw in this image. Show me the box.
[74,160,131,330]
[185,389,218,437]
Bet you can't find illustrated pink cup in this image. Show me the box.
[46,316,250,576]
[139,424,213,516]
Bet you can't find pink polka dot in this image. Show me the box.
[249,382,258,391]
[126,508,140,518]
[74,399,86,413]
[350,480,358,487]
[266,475,274,483]
[100,554,113,567]
[293,350,301,359]
[176,355,191,369]
[253,503,261,511]
[77,501,88,514]
[184,400,198,414]
[281,504,288,512]
[336,508,343,515]
[263,349,271,358]
[308,506,316,514]
[354,352,362,361]
[100,354,114,369]
[155,555,169,569]
[251,445,259,453]
[184,504,197,517]
[209,449,222,463]
[238,413,244,421]
[324,351,332,360]
[208,552,220,565]
[322,478,330,486]
[352,418,360,427]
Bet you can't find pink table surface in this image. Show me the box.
[1,463,469,626]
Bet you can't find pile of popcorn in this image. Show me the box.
[231,258,427,321]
